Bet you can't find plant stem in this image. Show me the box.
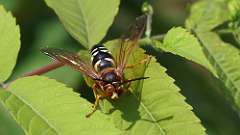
[139,34,165,48]
[151,34,165,41]
[142,1,153,38]
[22,61,64,77]
[216,28,234,34]
[2,61,64,89]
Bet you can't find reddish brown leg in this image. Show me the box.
[91,83,99,100]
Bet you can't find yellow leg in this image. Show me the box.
[91,83,98,105]
[86,93,112,118]
[86,84,111,118]
[125,55,151,69]
[86,94,101,118]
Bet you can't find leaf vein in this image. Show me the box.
[9,90,62,135]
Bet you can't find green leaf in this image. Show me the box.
[185,0,230,32]
[197,32,240,111]
[0,5,20,82]
[102,58,206,135]
[0,76,120,135]
[228,0,240,47]
[231,25,240,47]
[98,40,206,134]
[10,19,83,88]
[228,0,240,21]
[45,0,120,48]
[157,27,217,76]
[0,97,24,135]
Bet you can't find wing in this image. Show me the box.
[41,48,99,79]
[116,15,147,76]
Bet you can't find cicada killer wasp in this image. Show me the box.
[41,15,149,117]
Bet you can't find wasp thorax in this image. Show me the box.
[102,72,117,82]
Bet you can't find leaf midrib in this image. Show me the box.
[77,1,90,46]
[197,33,240,103]
[130,87,166,135]
[6,89,61,135]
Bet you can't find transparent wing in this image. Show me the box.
[41,48,99,79]
[116,15,147,76]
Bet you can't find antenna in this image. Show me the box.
[93,77,149,86]
[119,77,149,85]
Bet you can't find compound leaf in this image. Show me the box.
[0,76,120,135]
[185,0,230,32]
[108,58,206,135]
[0,5,20,83]
[45,0,120,48]
[100,40,206,134]
[197,32,240,111]
[228,0,240,47]
[0,90,25,135]
[157,27,216,76]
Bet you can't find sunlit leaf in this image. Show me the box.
[45,0,120,48]
[10,19,83,89]
[0,76,120,135]
[0,91,24,135]
[228,0,240,47]
[97,41,206,134]
[101,58,206,135]
[0,5,20,82]
[156,27,217,76]
[197,32,240,111]
[185,0,230,32]
[228,0,240,21]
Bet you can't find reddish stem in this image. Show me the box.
[22,61,64,77]
[2,61,63,89]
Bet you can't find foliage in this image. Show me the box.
[197,32,240,111]
[0,0,240,135]
[228,0,240,46]
[0,76,120,135]
[103,41,206,134]
[185,0,230,32]
[0,5,20,83]
[45,0,120,48]
[107,58,205,135]
[185,0,240,114]
[155,27,216,76]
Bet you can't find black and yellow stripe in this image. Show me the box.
[90,44,115,72]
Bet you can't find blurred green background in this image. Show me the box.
[0,0,240,135]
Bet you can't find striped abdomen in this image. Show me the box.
[90,44,115,72]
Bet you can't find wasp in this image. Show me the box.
[41,15,149,117]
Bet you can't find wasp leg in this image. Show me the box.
[91,83,99,108]
[86,93,111,118]
[122,83,131,93]
[125,55,151,69]
[86,84,111,118]
[86,94,101,118]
